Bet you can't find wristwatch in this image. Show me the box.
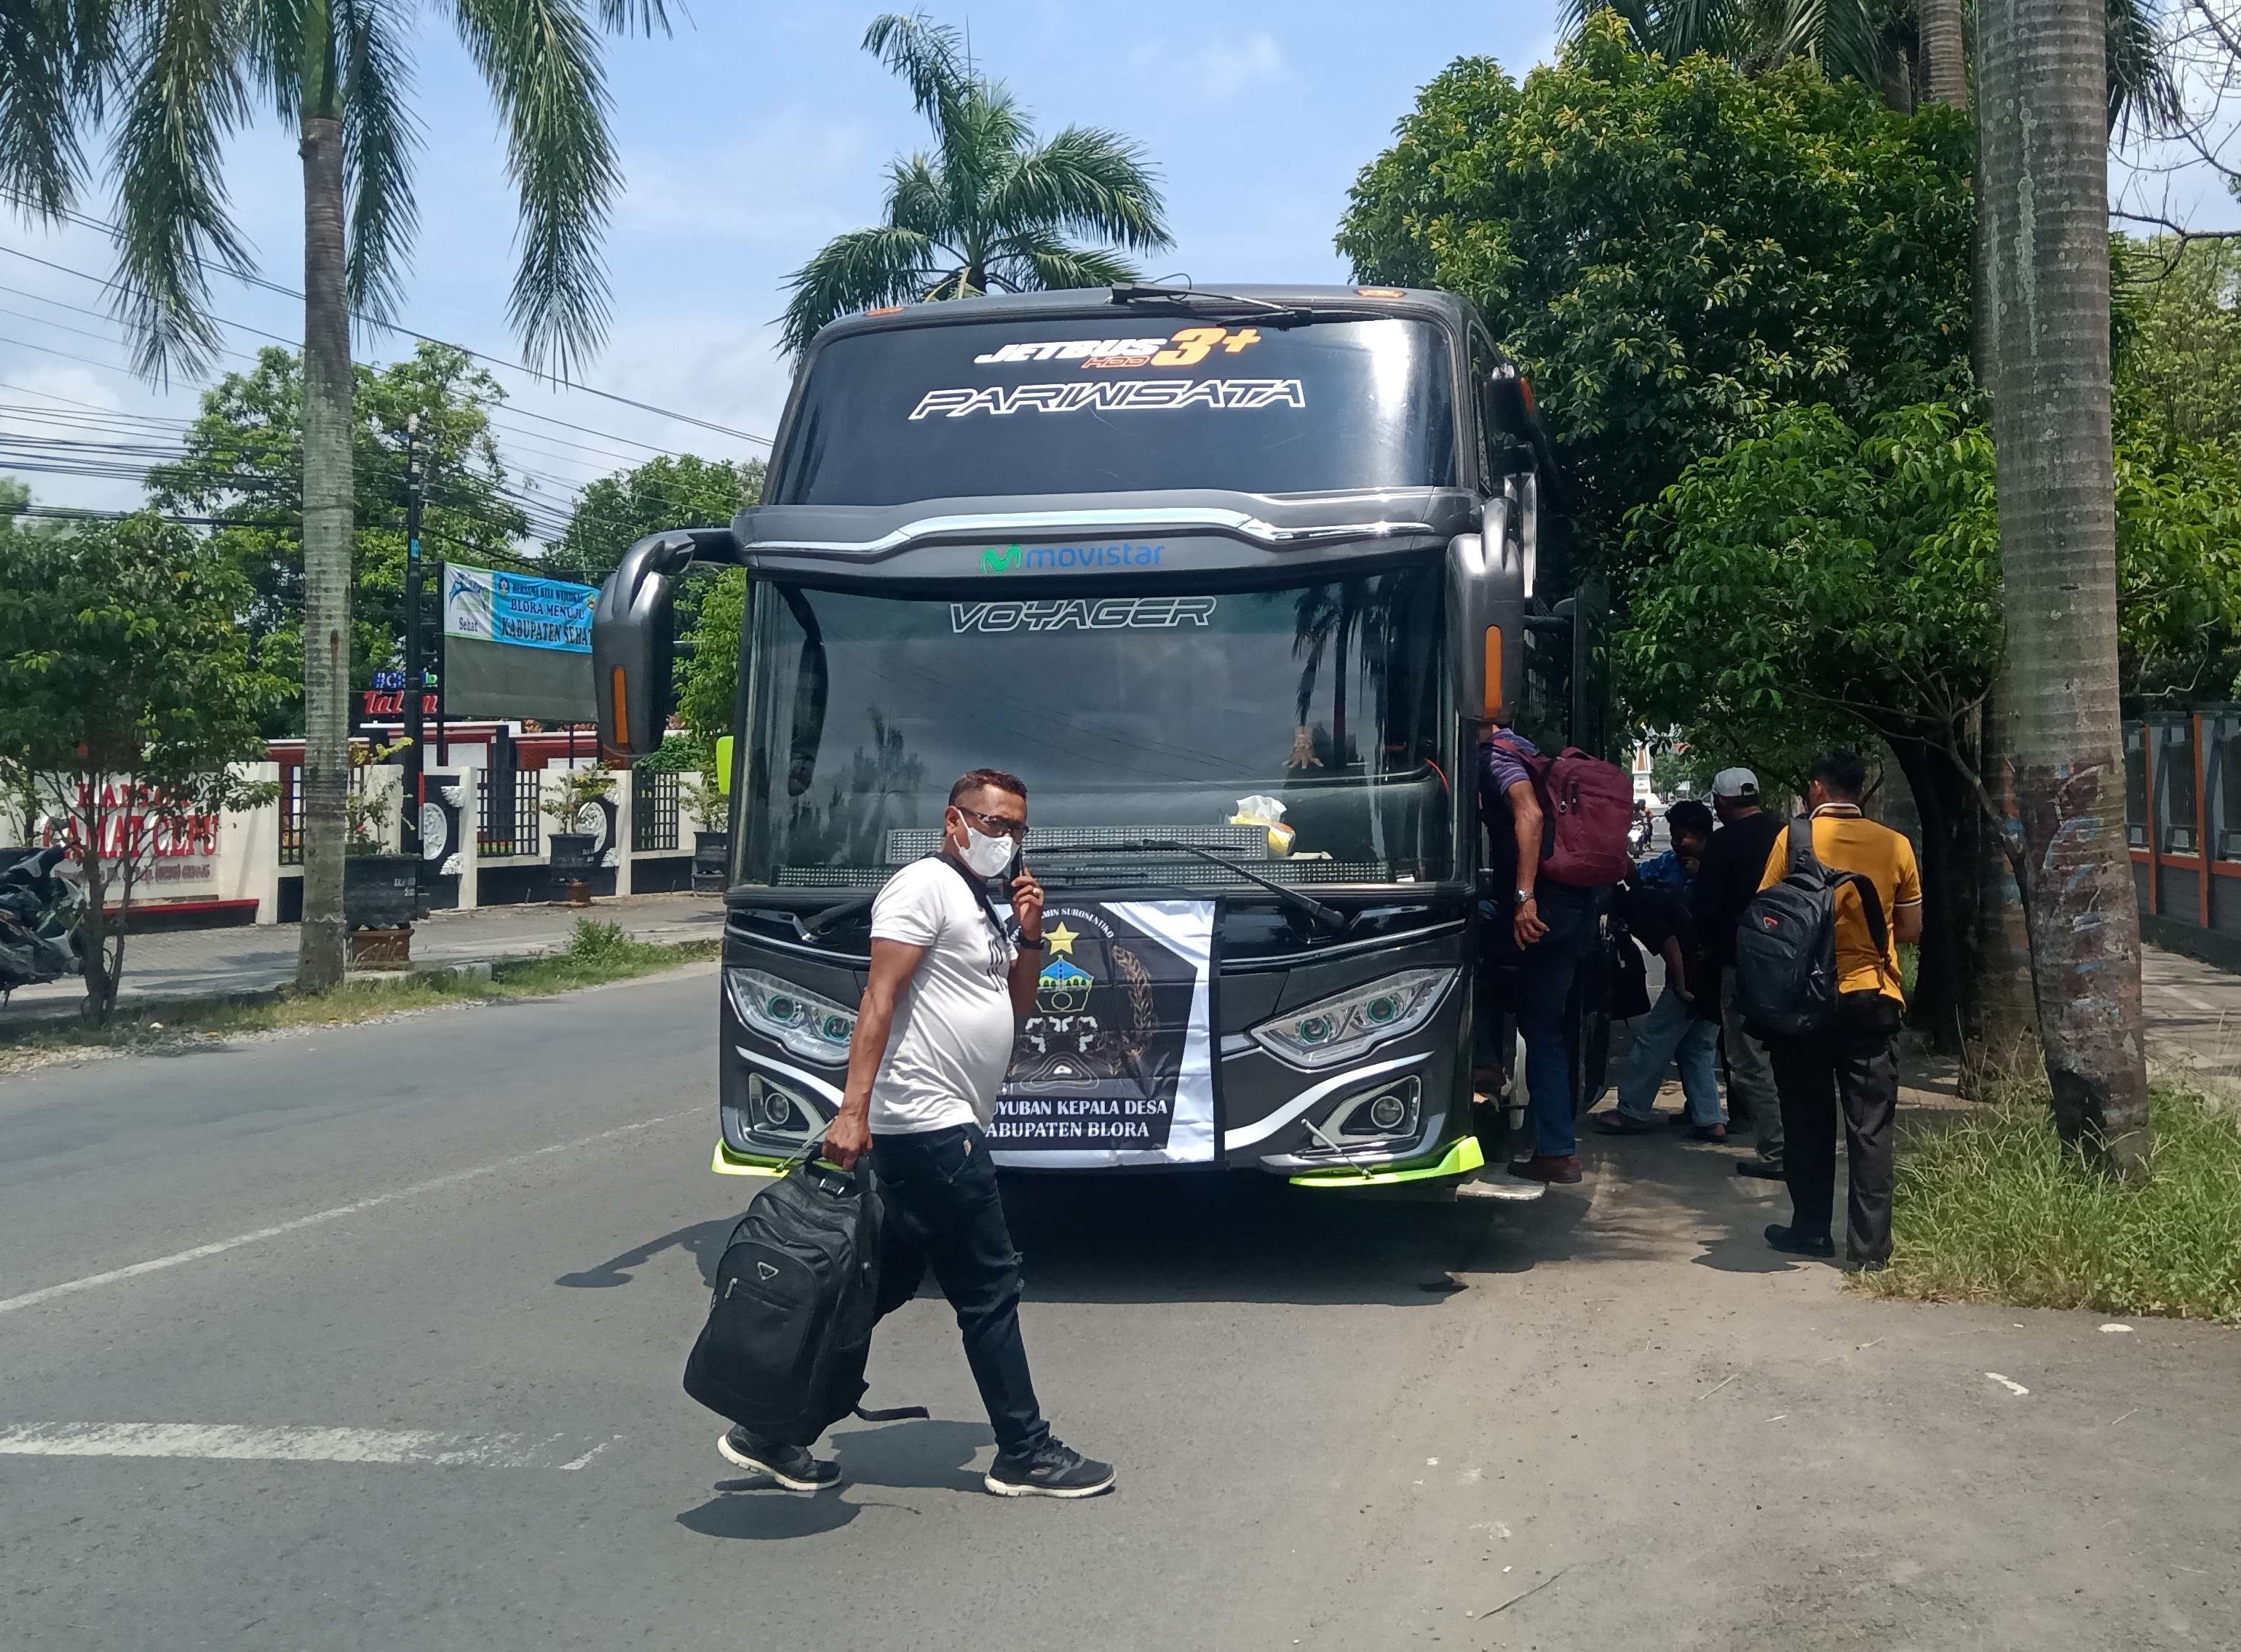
[1515,889,1536,905]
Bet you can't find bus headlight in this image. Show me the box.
[1248,968,1456,1071]
[726,968,857,1065]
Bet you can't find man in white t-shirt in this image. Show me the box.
[718,769,1115,1499]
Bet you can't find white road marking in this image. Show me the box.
[2169,990,2221,1014]
[1986,1373,2031,1397]
[0,1108,699,1316]
[0,1423,618,1469]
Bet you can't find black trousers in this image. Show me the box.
[871,1123,1049,1456]
[1766,1001,1901,1266]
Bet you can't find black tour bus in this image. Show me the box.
[592,284,1604,1192]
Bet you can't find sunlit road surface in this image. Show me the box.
[2,968,2234,1651]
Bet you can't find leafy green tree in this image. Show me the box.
[543,454,763,587]
[1622,400,2241,1049]
[2115,236,2241,466]
[1559,0,2175,123]
[1336,17,1975,576]
[778,11,1170,356]
[0,513,285,1021]
[7,0,671,990]
[678,568,747,752]
[147,343,531,739]
[0,477,74,544]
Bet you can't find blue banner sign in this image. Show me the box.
[442,564,596,654]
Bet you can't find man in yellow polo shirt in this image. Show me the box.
[1755,751,1923,1269]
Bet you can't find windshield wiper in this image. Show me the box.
[1108,285,1354,326]
[794,892,875,941]
[1030,839,1348,933]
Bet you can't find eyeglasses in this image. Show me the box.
[952,803,1028,841]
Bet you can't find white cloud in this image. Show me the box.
[1125,32,1293,102]
[615,108,881,247]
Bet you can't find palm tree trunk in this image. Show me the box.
[1978,0,2151,1174]
[296,17,352,991]
[1920,0,1970,107]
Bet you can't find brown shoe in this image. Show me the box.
[1508,1153,1582,1185]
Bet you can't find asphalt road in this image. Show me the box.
[2,968,2237,1651]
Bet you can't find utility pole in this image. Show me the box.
[402,413,426,862]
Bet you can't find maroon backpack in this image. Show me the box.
[1489,733,1634,889]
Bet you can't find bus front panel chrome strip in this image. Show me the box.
[745,507,1440,557]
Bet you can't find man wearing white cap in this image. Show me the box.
[1691,767,1789,1176]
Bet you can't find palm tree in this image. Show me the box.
[3,0,667,989]
[1977,0,2152,1175]
[778,12,1170,357]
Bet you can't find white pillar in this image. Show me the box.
[613,770,635,896]
[223,761,282,924]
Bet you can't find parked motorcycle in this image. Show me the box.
[0,845,89,1000]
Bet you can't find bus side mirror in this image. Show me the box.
[592,531,697,759]
[1448,508,1526,731]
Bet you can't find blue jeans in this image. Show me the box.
[872,1124,1048,1456]
[1483,883,1597,1158]
[1617,987,1724,1126]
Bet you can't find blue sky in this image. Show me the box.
[0,1,2232,526]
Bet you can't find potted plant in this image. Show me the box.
[542,767,616,873]
[342,738,419,938]
[684,770,729,892]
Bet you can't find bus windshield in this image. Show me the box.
[767,315,1459,506]
[737,566,1455,889]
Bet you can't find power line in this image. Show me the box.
[0,205,774,447]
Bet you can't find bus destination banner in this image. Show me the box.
[988,899,1215,1169]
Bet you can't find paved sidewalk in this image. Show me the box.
[0,892,725,1023]
[2141,942,2241,1100]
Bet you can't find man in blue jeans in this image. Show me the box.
[1482,724,1598,1185]
[1597,801,1726,1140]
[719,769,1114,1498]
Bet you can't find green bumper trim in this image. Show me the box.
[711,1141,788,1178]
[1288,1133,1486,1188]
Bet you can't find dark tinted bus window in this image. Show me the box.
[769,315,1459,505]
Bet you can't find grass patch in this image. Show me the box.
[0,919,718,1070]
[1863,1085,2241,1323]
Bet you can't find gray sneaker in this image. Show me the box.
[985,1437,1115,1498]
[718,1426,839,1492]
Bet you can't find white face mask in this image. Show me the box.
[956,820,1014,878]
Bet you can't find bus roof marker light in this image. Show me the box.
[1357,287,1405,298]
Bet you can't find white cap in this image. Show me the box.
[1712,767,1759,799]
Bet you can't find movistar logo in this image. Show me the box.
[980,541,1164,573]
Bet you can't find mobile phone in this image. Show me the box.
[1008,841,1024,884]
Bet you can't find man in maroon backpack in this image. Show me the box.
[1480,720,1601,1184]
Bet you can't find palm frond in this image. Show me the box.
[987,125,1171,253]
[106,0,255,383]
[0,0,119,220]
[777,225,938,356]
[935,79,1032,232]
[340,0,422,327]
[1812,0,1890,84]
[883,151,951,239]
[992,230,1141,293]
[862,10,972,124]
[1657,0,1748,56]
[451,0,621,378]
[593,0,673,33]
[2106,0,2181,137]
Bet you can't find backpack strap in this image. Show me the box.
[932,851,1018,948]
[1790,817,1892,958]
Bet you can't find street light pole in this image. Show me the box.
[402,413,426,862]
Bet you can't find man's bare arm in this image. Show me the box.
[1893,903,1924,946]
[823,937,925,1168]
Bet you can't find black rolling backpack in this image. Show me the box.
[1732,817,1888,1041]
[683,1152,924,1448]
